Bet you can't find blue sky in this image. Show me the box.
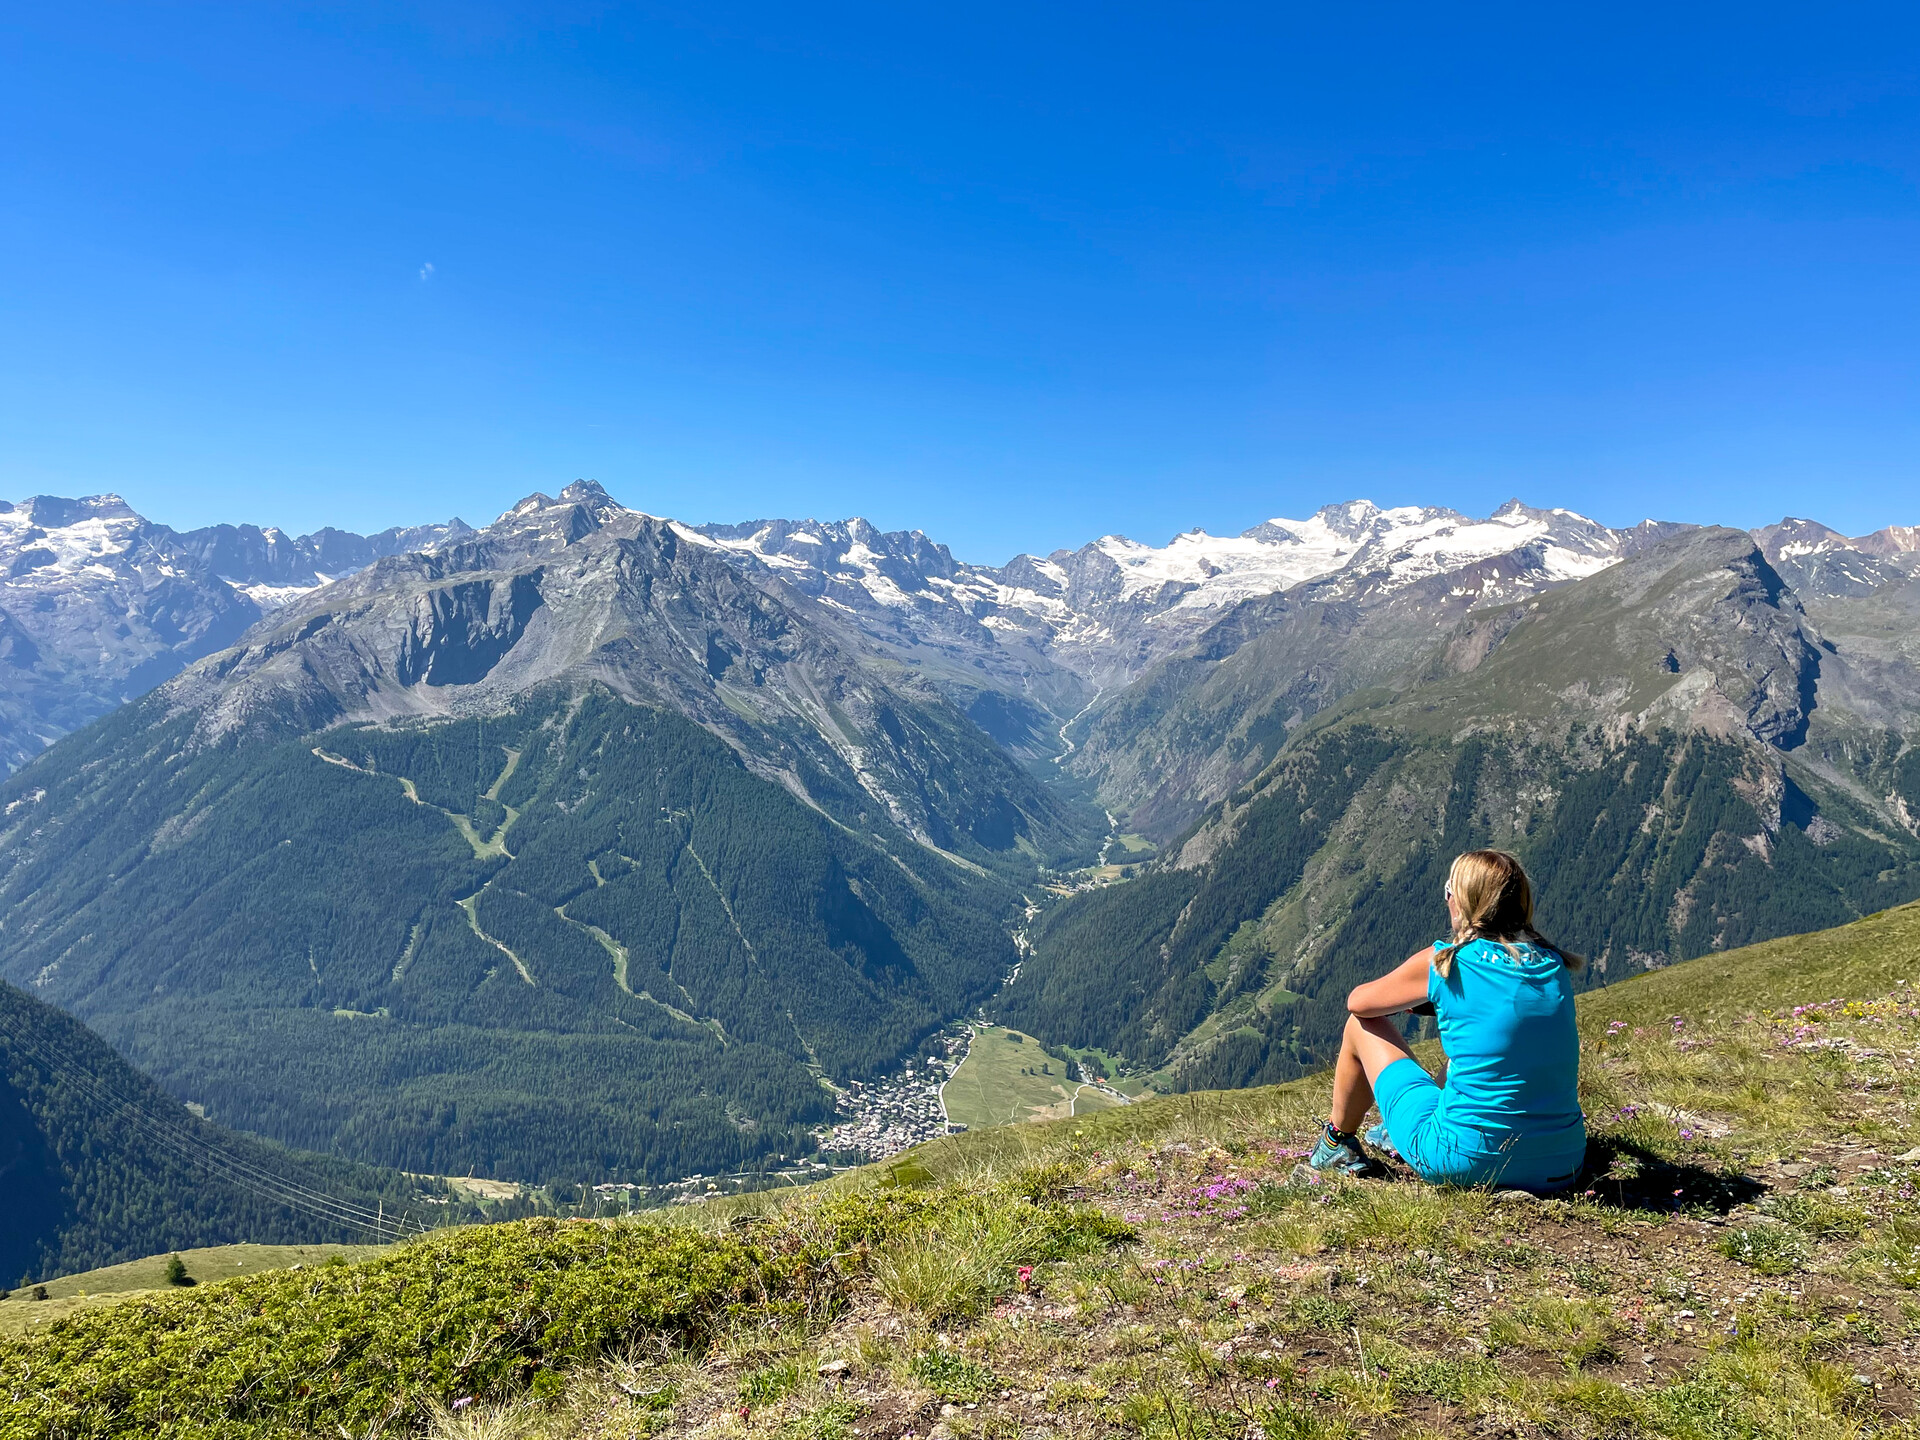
[2,4,1917,563]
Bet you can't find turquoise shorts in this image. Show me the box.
[1375,1058,1584,1192]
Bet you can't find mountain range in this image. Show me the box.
[2,482,1917,1183]
[0,494,469,773]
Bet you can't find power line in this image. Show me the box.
[0,1014,434,1240]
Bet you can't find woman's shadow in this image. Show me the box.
[1571,1133,1766,1215]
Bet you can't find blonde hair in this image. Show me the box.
[1434,849,1583,977]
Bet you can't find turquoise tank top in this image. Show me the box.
[1426,937,1585,1168]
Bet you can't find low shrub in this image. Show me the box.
[740,1359,803,1407]
[1858,1217,1920,1288]
[1488,1296,1622,1368]
[869,1193,1131,1322]
[778,1400,862,1439]
[1718,1222,1809,1276]
[908,1347,997,1402]
[1384,1352,1499,1404]
[0,1183,1130,1440]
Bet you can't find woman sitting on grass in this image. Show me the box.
[1309,848,1586,1192]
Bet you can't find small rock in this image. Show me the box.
[940,1403,957,1417]
[1494,1188,1540,1204]
[1777,1162,1811,1177]
[1895,1148,1920,1164]
[818,1359,850,1377]
[1287,1163,1318,1187]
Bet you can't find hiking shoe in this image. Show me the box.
[1308,1130,1377,1176]
[1363,1123,1401,1162]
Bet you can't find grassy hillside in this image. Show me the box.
[9,902,1920,1438]
[0,688,1026,1182]
[0,978,469,1287]
[0,1243,383,1337]
[942,1024,1121,1130]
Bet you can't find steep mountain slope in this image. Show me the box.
[994,528,1920,1091]
[0,484,1094,1182]
[0,493,469,772]
[1751,518,1920,754]
[1054,503,1696,838]
[0,978,441,1286]
[160,483,1093,867]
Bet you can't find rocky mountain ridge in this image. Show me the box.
[10,482,1908,791]
[161,481,1088,866]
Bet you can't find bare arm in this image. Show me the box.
[1345,947,1434,1018]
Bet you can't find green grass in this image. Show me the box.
[13,901,1920,1440]
[0,1184,1128,1438]
[0,1243,387,1337]
[943,1024,1084,1129]
[1576,897,1920,1029]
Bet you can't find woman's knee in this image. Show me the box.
[1339,1012,1367,1050]
[1348,1014,1418,1076]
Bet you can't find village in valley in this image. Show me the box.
[816,1029,971,1163]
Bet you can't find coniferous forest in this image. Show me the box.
[0,689,1019,1182]
[0,978,453,1284]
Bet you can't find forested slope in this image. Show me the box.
[0,979,444,1286]
[0,688,1021,1181]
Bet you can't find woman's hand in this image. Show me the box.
[1346,947,1435,1018]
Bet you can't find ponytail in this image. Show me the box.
[1433,850,1583,978]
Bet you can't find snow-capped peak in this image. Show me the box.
[666,495,1663,692]
[1083,499,1623,610]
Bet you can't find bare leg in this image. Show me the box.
[1328,1014,1420,1134]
